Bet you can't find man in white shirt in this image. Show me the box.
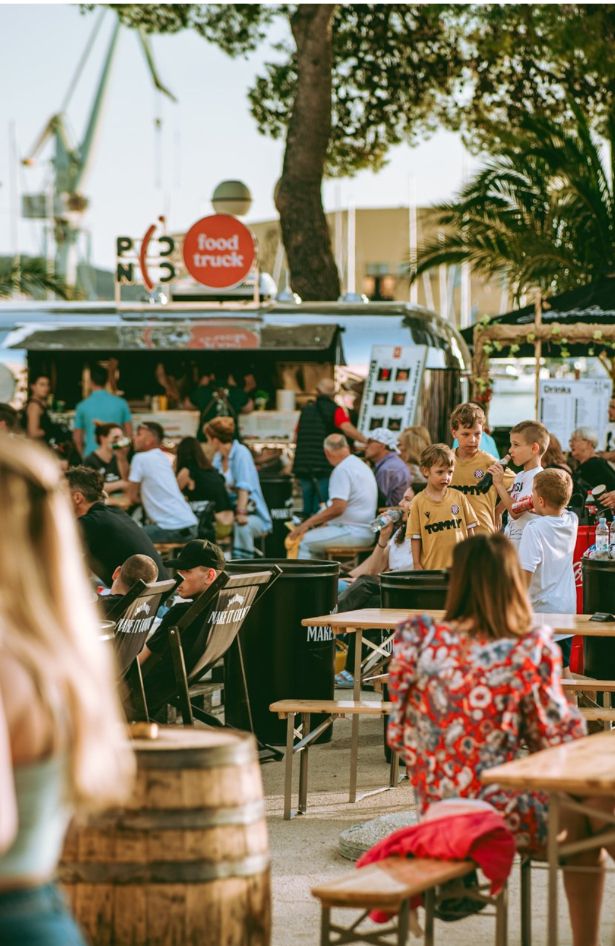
[127,421,198,543]
[289,433,377,561]
[518,468,577,664]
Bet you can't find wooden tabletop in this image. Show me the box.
[481,732,615,795]
[301,608,615,637]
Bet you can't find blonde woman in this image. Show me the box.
[0,438,133,944]
[398,425,431,483]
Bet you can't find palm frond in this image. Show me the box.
[410,104,615,298]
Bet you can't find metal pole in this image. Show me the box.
[408,176,418,305]
[534,291,542,420]
[9,121,20,295]
[347,200,356,294]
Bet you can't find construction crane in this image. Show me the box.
[21,11,176,292]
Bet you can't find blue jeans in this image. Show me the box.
[297,524,374,560]
[298,476,330,518]
[0,883,87,946]
[143,523,198,543]
[232,515,271,558]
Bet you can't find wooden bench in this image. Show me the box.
[312,856,508,946]
[270,698,398,818]
[323,546,374,570]
[562,678,615,728]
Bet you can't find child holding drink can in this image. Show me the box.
[488,420,549,547]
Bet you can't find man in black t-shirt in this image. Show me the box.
[570,427,615,493]
[66,466,166,587]
[138,540,225,716]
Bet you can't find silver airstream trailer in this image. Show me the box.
[0,301,469,442]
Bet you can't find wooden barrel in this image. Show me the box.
[60,727,270,946]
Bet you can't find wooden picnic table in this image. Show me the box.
[302,608,615,637]
[301,608,615,705]
[482,732,615,946]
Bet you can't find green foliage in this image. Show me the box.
[0,258,70,300]
[111,4,462,176]
[412,104,615,300]
[113,5,281,55]
[452,5,615,151]
[249,5,462,175]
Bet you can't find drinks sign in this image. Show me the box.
[183,214,255,289]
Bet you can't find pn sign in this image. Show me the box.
[183,214,255,289]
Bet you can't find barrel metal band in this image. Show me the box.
[60,853,270,885]
[136,743,255,769]
[87,799,266,831]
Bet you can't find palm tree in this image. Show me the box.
[0,256,69,300]
[412,104,615,302]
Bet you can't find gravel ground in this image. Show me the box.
[260,710,615,946]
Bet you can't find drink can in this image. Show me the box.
[511,494,534,515]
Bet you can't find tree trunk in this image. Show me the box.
[275,5,340,301]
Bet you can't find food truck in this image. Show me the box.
[0,300,470,446]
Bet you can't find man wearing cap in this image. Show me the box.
[364,427,412,506]
[126,421,198,543]
[139,540,225,673]
[288,433,377,560]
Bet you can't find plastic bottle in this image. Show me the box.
[370,508,404,533]
[596,517,609,556]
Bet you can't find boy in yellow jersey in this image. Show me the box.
[449,402,514,534]
[407,444,477,569]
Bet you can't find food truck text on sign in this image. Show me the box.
[182,214,256,289]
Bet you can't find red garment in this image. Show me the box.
[333,405,351,428]
[356,809,515,921]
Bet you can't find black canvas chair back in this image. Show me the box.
[142,569,279,723]
[107,578,177,676]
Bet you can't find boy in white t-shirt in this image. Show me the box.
[489,420,548,547]
[518,468,577,665]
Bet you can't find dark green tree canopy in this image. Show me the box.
[113,4,463,177]
[451,4,615,151]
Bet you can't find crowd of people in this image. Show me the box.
[2,366,615,945]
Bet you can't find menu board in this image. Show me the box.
[539,377,612,448]
[358,345,427,434]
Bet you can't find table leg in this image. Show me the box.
[349,628,363,803]
[547,793,560,946]
[298,712,311,814]
[283,712,295,820]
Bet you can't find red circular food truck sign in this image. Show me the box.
[183,214,255,288]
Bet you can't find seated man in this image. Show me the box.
[98,553,159,618]
[67,466,166,587]
[127,421,198,543]
[139,539,225,672]
[289,434,378,561]
[364,427,412,506]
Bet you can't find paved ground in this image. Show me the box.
[260,710,615,946]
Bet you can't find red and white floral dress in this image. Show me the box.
[387,615,586,853]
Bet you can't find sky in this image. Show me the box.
[0,3,479,271]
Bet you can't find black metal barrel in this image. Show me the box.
[583,558,615,677]
[379,569,450,610]
[259,476,294,558]
[224,559,339,745]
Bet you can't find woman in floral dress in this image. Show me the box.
[388,533,613,946]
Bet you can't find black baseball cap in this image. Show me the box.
[165,540,225,570]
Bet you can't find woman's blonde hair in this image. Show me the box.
[445,533,533,640]
[0,438,133,811]
[398,425,431,465]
